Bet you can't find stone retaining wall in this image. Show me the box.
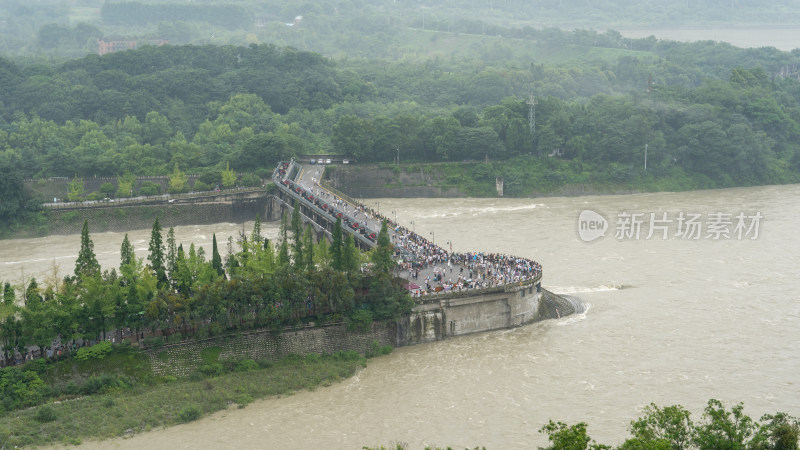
[46,203,239,235]
[144,286,581,377]
[326,166,465,198]
[147,322,395,377]
[40,197,276,236]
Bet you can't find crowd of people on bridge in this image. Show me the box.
[389,223,542,295]
[276,161,543,297]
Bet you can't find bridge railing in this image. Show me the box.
[412,272,542,303]
[273,165,376,249]
[319,178,359,208]
[270,195,334,241]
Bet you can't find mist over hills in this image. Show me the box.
[1,0,799,59]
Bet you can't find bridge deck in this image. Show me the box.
[272,160,542,297]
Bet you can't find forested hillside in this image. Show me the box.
[1,37,800,231]
[2,1,800,232]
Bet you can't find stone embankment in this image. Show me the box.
[147,289,584,376]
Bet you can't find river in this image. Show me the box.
[3,184,798,448]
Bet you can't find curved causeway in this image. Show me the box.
[272,160,582,344]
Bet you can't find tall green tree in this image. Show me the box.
[221,161,237,188]
[291,201,303,268]
[331,217,343,271]
[371,219,394,274]
[120,233,135,270]
[315,236,331,267]
[343,234,360,274]
[224,235,239,272]
[75,220,100,279]
[148,218,167,286]
[303,224,315,272]
[3,282,14,306]
[166,226,177,280]
[211,233,224,276]
[694,399,758,450]
[278,211,290,267]
[278,237,290,267]
[251,215,263,244]
[621,403,693,450]
[116,172,136,198]
[67,175,85,202]
[168,162,188,193]
[539,420,611,450]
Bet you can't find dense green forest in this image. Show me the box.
[1,38,800,228]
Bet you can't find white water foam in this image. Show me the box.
[555,302,591,326]
[547,284,623,294]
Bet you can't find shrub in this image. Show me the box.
[198,363,224,377]
[139,181,161,196]
[99,182,116,198]
[255,168,272,179]
[0,368,48,410]
[234,359,258,372]
[234,394,253,407]
[143,336,165,349]
[75,341,113,361]
[197,169,221,185]
[332,350,361,361]
[34,405,57,423]
[257,360,274,369]
[25,358,48,374]
[193,180,211,191]
[346,309,373,333]
[365,340,393,358]
[63,381,79,396]
[79,374,132,395]
[239,173,262,187]
[177,405,201,422]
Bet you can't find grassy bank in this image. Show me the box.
[0,350,370,447]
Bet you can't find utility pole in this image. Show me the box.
[527,93,538,157]
[645,74,652,174]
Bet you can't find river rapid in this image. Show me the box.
[3,184,798,449]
